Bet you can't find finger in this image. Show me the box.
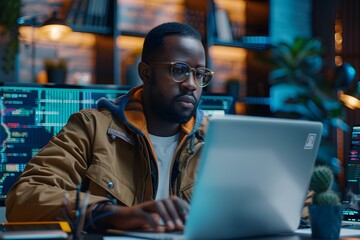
[137,212,167,232]
[141,201,174,230]
[133,208,162,231]
[154,201,177,231]
[172,197,190,222]
[162,198,184,230]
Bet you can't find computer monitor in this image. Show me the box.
[343,125,360,222]
[0,83,232,205]
[0,83,130,205]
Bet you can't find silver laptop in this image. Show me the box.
[110,115,323,239]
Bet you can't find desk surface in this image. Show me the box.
[84,234,355,240]
[0,231,357,240]
[81,229,360,240]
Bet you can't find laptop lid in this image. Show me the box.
[108,115,322,239]
[185,115,322,239]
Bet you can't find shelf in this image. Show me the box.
[65,0,114,36]
[205,0,270,116]
[118,30,147,39]
[69,25,113,35]
[212,38,270,51]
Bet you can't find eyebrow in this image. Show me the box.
[173,61,206,68]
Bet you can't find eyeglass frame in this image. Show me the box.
[146,61,215,87]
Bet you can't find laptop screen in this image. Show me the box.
[0,83,232,205]
[343,125,360,222]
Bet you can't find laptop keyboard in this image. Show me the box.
[342,222,360,229]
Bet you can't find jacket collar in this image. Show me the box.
[97,85,204,138]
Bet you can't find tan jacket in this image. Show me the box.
[5,86,207,221]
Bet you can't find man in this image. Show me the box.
[5,22,214,233]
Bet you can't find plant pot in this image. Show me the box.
[309,204,343,239]
[46,68,67,84]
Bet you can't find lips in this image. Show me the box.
[176,95,196,105]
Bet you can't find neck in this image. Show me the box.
[141,88,182,136]
[146,114,181,136]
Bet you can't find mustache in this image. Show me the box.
[173,93,198,105]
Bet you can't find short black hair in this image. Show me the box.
[141,22,202,62]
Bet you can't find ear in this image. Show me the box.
[138,61,150,83]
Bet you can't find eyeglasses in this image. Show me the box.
[148,61,215,87]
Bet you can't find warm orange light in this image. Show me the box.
[339,92,360,109]
[39,24,72,41]
[214,0,246,24]
[209,45,247,60]
[334,17,342,65]
[335,56,343,66]
[118,0,185,32]
[19,26,96,47]
[117,36,145,49]
[38,11,72,41]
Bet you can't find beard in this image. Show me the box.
[167,94,199,123]
[148,74,199,124]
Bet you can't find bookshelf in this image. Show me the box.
[206,0,270,115]
[64,0,188,85]
[65,0,114,35]
[117,0,269,99]
[114,0,186,86]
[16,1,98,84]
[17,0,270,114]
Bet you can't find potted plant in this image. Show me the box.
[308,165,343,239]
[0,0,21,79]
[257,37,349,190]
[44,58,67,84]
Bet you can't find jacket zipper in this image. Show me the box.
[170,137,204,196]
[139,136,159,202]
[139,136,149,203]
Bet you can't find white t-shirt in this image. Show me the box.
[149,133,179,200]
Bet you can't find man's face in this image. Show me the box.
[145,36,206,124]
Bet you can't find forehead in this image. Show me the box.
[160,36,206,65]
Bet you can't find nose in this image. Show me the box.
[181,70,197,91]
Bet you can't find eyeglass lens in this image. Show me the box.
[171,62,212,87]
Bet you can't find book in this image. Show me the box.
[75,0,89,26]
[66,0,81,25]
[215,8,233,42]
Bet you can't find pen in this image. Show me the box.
[76,191,90,239]
[74,184,81,237]
[62,192,72,224]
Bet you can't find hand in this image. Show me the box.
[94,196,189,232]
